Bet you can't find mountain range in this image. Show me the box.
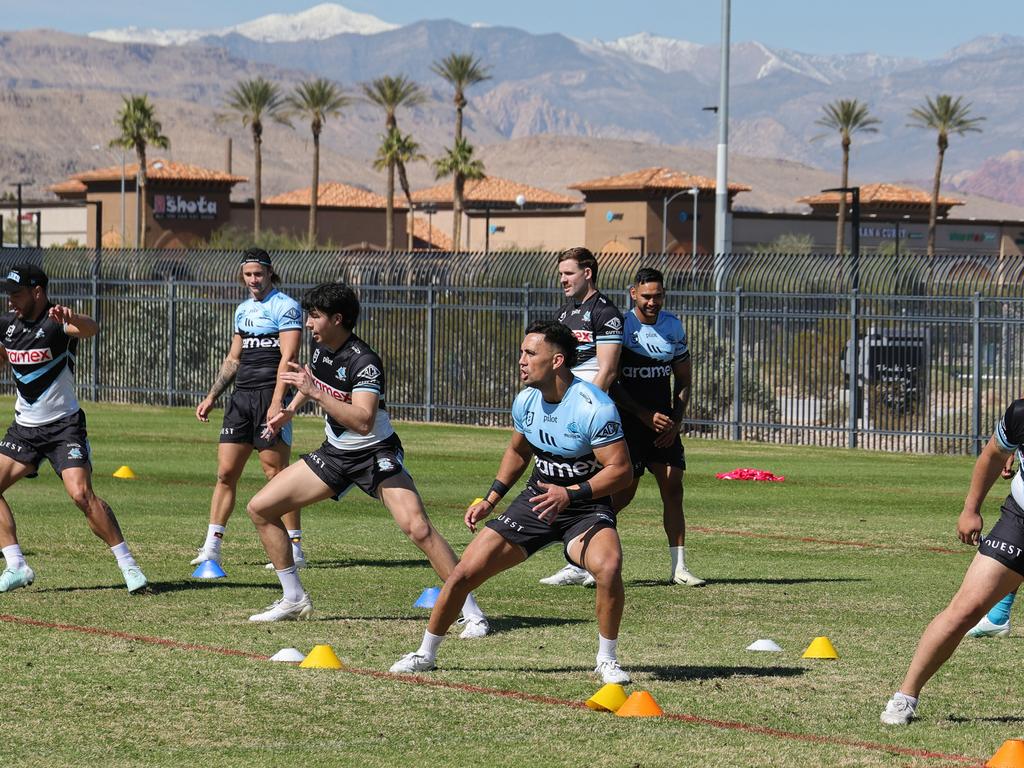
[1,3,1022,215]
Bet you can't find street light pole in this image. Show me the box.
[714,0,732,255]
[661,188,695,252]
[690,187,700,255]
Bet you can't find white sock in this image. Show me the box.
[204,524,225,552]
[894,691,918,707]
[416,630,445,660]
[461,592,484,620]
[275,565,305,602]
[670,546,686,572]
[111,541,138,570]
[597,633,618,663]
[287,529,304,557]
[2,544,26,569]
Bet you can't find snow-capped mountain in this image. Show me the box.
[586,32,705,74]
[89,3,396,46]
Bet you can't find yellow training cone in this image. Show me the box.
[987,739,1024,768]
[112,465,136,479]
[299,644,344,669]
[586,683,628,712]
[801,636,839,659]
[615,690,663,717]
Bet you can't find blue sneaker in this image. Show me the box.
[121,565,149,594]
[0,564,35,592]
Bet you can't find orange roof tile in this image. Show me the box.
[411,176,579,206]
[798,183,963,207]
[570,167,750,193]
[407,214,453,250]
[50,179,87,195]
[71,159,245,185]
[264,182,402,209]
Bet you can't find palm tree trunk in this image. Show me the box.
[136,148,147,249]
[253,129,263,241]
[836,143,849,254]
[385,161,395,251]
[454,104,463,144]
[928,142,945,257]
[452,179,463,254]
[309,130,320,247]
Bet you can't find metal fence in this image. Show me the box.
[4,247,1024,455]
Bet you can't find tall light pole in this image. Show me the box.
[689,186,700,254]
[714,0,732,256]
[661,188,694,252]
[93,144,126,248]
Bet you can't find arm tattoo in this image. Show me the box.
[207,358,240,401]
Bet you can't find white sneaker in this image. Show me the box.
[540,564,595,587]
[966,614,1010,638]
[594,659,631,685]
[190,547,221,566]
[671,568,707,587]
[880,694,917,725]
[0,564,35,592]
[457,615,490,639]
[264,553,307,570]
[389,652,436,673]
[248,593,313,622]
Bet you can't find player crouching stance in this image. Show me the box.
[391,320,633,683]
[245,282,487,636]
[881,400,1024,724]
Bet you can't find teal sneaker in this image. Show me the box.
[121,565,149,594]
[0,564,35,592]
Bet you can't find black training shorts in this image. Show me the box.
[0,409,92,477]
[220,388,292,450]
[623,416,686,478]
[302,433,407,500]
[979,497,1024,577]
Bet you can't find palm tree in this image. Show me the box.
[287,78,349,247]
[908,94,985,255]
[814,99,880,254]
[431,54,490,250]
[110,94,169,249]
[433,138,485,253]
[373,128,425,249]
[361,75,425,250]
[224,77,290,241]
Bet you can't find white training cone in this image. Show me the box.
[746,638,783,652]
[270,647,306,663]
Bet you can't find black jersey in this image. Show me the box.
[557,291,623,383]
[308,334,395,451]
[995,400,1024,512]
[0,306,79,427]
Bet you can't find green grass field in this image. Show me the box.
[2,399,1018,767]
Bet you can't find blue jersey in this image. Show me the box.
[512,377,624,487]
[620,309,690,415]
[233,288,303,390]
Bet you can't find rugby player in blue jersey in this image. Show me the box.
[0,263,148,594]
[391,320,634,683]
[190,248,307,569]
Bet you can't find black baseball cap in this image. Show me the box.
[240,247,272,267]
[3,263,48,293]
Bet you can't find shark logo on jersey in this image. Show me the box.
[336,367,347,382]
[583,310,591,322]
[377,456,395,472]
[67,446,84,461]
[567,421,585,441]
[35,328,45,339]
[593,421,622,441]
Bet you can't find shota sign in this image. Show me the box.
[153,194,218,220]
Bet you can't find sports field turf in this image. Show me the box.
[2,399,1018,767]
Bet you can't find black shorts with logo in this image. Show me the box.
[623,416,686,478]
[0,409,92,477]
[485,484,618,559]
[979,497,1024,576]
[220,388,292,450]
[302,432,407,500]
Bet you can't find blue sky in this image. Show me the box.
[5,0,1021,59]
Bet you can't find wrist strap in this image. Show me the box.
[566,481,593,503]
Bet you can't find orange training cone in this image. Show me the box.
[987,739,1024,768]
[801,636,839,659]
[112,465,136,479]
[299,644,344,669]
[615,690,663,717]
[586,683,628,712]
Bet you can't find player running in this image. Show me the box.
[390,320,633,683]
[0,263,148,594]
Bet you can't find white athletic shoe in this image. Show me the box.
[670,568,707,587]
[457,615,490,639]
[389,652,436,674]
[0,564,35,592]
[880,694,917,725]
[594,659,631,685]
[966,615,1011,638]
[248,593,313,622]
[264,553,307,570]
[189,547,221,566]
[540,564,595,587]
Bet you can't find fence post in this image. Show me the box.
[522,282,531,333]
[90,250,100,402]
[848,289,859,449]
[972,292,982,456]
[167,277,177,407]
[731,287,742,441]
[425,286,434,422]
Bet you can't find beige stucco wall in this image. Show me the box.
[463,210,584,252]
[230,206,407,249]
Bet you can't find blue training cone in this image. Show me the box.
[191,560,227,579]
[414,586,441,608]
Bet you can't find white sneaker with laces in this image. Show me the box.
[457,615,490,639]
[671,568,707,587]
[0,564,35,592]
[594,659,631,685]
[390,652,436,673]
[248,593,313,622]
[880,694,917,725]
[264,553,307,570]
[966,614,1010,638]
[540,564,594,587]
[190,547,221,566]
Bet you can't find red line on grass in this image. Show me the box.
[1,612,984,765]
[690,525,965,555]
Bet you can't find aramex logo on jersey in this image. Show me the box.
[7,347,53,364]
[571,330,594,343]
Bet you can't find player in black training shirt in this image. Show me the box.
[881,399,1024,725]
[0,263,148,594]
[245,282,487,634]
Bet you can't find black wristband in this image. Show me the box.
[488,479,510,500]
[566,481,593,503]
